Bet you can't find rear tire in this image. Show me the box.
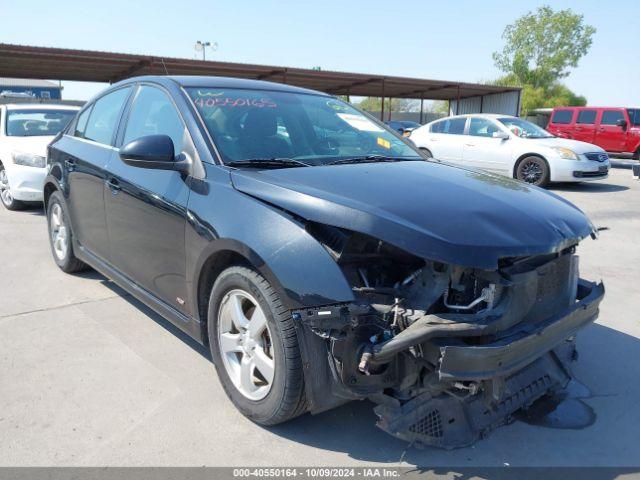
[0,163,26,211]
[419,148,433,159]
[208,266,307,425]
[46,191,87,273]
[515,156,550,188]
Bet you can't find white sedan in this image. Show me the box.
[0,104,79,210]
[409,114,610,187]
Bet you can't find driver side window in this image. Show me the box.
[468,118,499,137]
[123,86,186,155]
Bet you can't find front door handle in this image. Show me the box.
[64,159,76,171]
[106,178,121,194]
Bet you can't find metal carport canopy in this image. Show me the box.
[0,43,519,101]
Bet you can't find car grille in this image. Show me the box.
[584,152,609,162]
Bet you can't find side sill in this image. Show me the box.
[76,245,204,343]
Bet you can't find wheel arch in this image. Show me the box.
[43,181,58,210]
[43,170,65,210]
[193,239,297,345]
[196,246,252,344]
[419,147,433,157]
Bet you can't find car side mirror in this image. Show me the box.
[492,131,510,140]
[119,134,189,173]
[616,119,628,129]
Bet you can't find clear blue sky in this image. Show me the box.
[2,0,637,105]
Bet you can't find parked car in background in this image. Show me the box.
[385,120,420,136]
[410,114,610,187]
[0,103,79,210]
[547,106,640,159]
[42,76,604,448]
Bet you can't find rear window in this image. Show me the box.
[430,117,465,135]
[551,110,573,124]
[577,110,596,124]
[447,118,466,135]
[430,120,445,133]
[601,110,624,125]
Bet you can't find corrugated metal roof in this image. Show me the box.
[0,77,60,88]
[0,43,520,101]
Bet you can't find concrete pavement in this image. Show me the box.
[1,168,639,467]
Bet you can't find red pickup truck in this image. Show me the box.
[547,107,640,158]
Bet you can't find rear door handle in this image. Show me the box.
[464,143,475,147]
[106,178,121,194]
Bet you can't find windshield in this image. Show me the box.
[187,88,421,165]
[498,117,554,139]
[6,109,77,137]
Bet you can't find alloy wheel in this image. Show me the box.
[521,160,543,184]
[217,289,275,401]
[49,203,69,261]
[0,168,13,206]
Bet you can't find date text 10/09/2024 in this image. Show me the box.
[232,468,401,478]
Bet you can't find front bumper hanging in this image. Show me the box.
[374,280,604,449]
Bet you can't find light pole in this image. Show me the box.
[195,41,218,61]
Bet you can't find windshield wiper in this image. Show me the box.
[326,155,415,165]
[225,158,312,169]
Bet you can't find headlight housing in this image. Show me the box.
[12,152,46,168]
[550,147,580,161]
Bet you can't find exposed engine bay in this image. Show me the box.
[293,223,605,448]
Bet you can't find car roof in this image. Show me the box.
[426,113,513,124]
[2,103,80,110]
[115,75,330,97]
[551,106,634,110]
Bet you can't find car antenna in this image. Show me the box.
[160,58,169,76]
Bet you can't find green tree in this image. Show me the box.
[493,6,594,114]
[493,5,596,89]
[356,97,418,113]
[494,74,587,114]
[430,100,450,115]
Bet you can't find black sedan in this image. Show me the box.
[43,76,604,448]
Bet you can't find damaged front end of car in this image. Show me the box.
[292,223,604,449]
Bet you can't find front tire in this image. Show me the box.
[208,266,307,425]
[0,163,26,211]
[46,191,87,273]
[515,156,550,187]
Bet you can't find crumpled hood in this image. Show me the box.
[230,161,595,269]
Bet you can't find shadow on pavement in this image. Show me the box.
[550,182,629,193]
[88,270,640,469]
[100,277,211,360]
[266,323,640,469]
